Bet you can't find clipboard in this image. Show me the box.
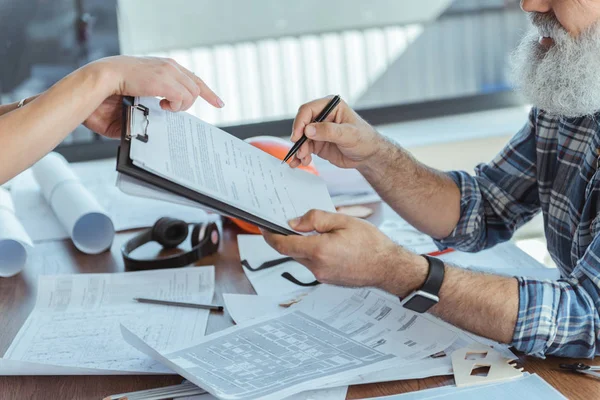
[116,96,297,235]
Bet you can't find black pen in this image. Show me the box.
[282,95,341,164]
[133,297,224,311]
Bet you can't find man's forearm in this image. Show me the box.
[430,266,519,344]
[381,251,519,344]
[358,136,462,239]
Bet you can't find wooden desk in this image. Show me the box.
[1,218,599,400]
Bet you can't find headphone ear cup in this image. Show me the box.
[152,217,188,249]
[192,222,220,254]
[191,223,202,248]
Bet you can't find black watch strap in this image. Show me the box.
[420,255,445,296]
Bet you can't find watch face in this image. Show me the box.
[403,294,438,313]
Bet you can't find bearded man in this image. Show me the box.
[262,0,600,358]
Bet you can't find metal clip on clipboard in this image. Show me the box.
[125,102,150,143]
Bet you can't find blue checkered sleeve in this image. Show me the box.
[434,110,541,252]
[512,238,600,358]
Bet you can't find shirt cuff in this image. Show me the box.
[511,276,561,358]
[433,171,485,252]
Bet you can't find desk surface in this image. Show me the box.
[1,213,599,400]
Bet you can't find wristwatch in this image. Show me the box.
[400,255,445,313]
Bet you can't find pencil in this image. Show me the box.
[133,297,223,311]
[282,95,341,164]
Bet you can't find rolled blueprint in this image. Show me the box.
[0,187,33,277]
[32,153,114,254]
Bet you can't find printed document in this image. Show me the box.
[290,286,457,360]
[129,97,336,232]
[121,284,458,399]
[222,289,514,386]
[3,267,215,374]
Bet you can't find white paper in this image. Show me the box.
[9,153,114,253]
[291,286,457,359]
[117,172,207,210]
[3,267,215,374]
[76,159,217,228]
[0,358,141,376]
[11,157,214,247]
[129,97,336,233]
[379,219,440,254]
[182,386,349,400]
[222,290,514,387]
[222,293,456,383]
[378,219,548,272]
[121,311,402,400]
[223,293,287,324]
[366,373,566,400]
[331,192,381,207]
[121,285,457,400]
[237,234,317,296]
[438,242,547,271]
[0,187,32,277]
[312,155,375,196]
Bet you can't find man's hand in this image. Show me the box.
[289,97,388,170]
[82,56,224,139]
[263,210,520,345]
[261,210,428,295]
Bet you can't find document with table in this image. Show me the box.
[2,267,215,374]
[118,96,336,235]
[121,284,459,400]
[222,287,515,386]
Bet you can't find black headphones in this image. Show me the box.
[121,217,220,271]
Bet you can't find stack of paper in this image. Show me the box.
[222,289,515,387]
[234,233,518,388]
[1,267,215,375]
[121,284,459,399]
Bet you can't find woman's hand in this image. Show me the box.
[82,56,224,138]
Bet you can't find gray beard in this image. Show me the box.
[509,22,600,118]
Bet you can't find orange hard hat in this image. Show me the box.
[230,136,318,234]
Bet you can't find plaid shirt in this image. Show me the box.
[435,107,600,358]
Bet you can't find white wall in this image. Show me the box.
[117,0,453,54]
